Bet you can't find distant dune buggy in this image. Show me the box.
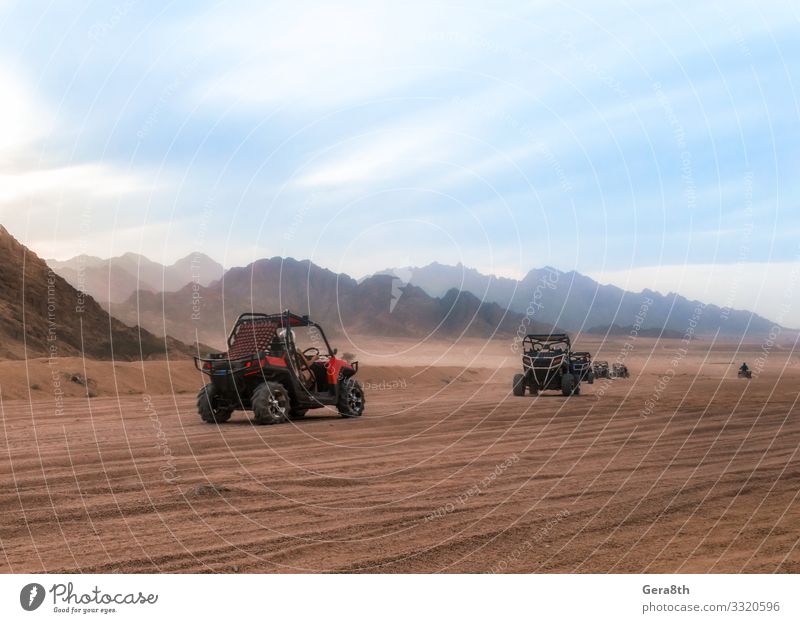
[513,333,582,397]
[593,360,610,379]
[571,351,594,384]
[611,363,630,378]
[194,311,364,424]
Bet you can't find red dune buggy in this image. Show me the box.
[194,311,364,424]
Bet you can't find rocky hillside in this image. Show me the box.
[0,226,191,360]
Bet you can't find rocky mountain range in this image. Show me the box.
[109,257,547,348]
[38,250,783,354]
[46,252,223,304]
[384,262,777,337]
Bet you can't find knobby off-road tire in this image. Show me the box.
[525,370,539,395]
[512,373,526,396]
[197,384,233,424]
[338,378,365,418]
[561,373,578,397]
[252,382,290,425]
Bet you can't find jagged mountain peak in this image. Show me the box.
[47,249,225,303]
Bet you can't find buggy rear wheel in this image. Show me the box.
[512,373,526,396]
[197,384,233,424]
[338,378,365,417]
[252,382,290,425]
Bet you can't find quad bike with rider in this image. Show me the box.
[512,333,582,397]
[194,311,365,424]
[738,362,752,379]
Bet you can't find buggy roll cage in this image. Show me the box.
[226,310,336,357]
[522,333,572,353]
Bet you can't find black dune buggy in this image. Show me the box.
[194,311,365,425]
[571,351,594,384]
[593,360,610,379]
[611,363,630,378]
[512,333,582,397]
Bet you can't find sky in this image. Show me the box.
[0,1,799,324]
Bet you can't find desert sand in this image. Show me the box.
[1,336,798,573]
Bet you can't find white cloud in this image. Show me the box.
[188,1,496,110]
[0,65,51,163]
[0,163,153,204]
[0,61,166,261]
[293,85,534,189]
[297,126,449,187]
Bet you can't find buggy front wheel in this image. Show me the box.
[338,378,365,417]
[512,373,526,396]
[561,374,578,397]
